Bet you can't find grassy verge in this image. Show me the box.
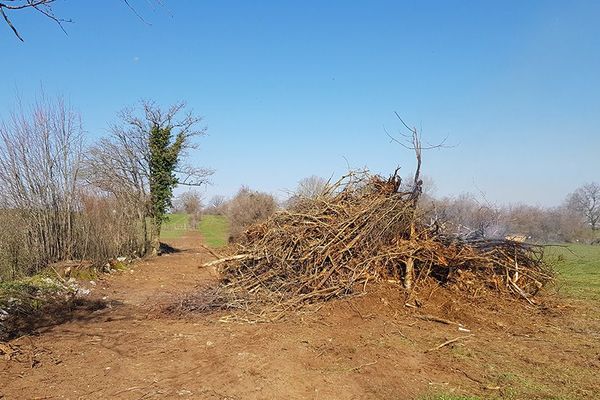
[0,275,79,340]
[419,395,481,400]
[545,243,600,300]
[199,214,229,248]
[160,213,189,239]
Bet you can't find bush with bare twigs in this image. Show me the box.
[0,96,148,280]
[226,187,278,242]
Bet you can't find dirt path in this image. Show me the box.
[3,232,426,399]
[1,232,599,399]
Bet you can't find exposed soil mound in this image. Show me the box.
[194,172,553,320]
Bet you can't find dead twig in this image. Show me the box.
[201,254,255,268]
[416,314,463,326]
[198,243,224,260]
[347,360,378,372]
[425,335,473,353]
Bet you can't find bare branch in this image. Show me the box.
[1,0,154,41]
[0,0,71,41]
[123,0,151,25]
[177,165,214,187]
[0,6,23,41]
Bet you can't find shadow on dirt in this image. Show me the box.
[1,297,110,341]
[159,242,183,254]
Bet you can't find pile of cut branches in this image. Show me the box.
[195,170,553,320]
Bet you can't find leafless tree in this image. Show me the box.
[295,175,327,199]
[85,100,213,255]
[175,190,202,215]
[0,95,83,274]
[432,193,503,239]
[502,204,589,243]
[226,186,277,242]
[175,190,202,228]
[566,182,600,231]
[204,194,227,215]
[385,113,428,290]
[285,175,327,208]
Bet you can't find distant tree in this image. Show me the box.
[176,190,203,216]
[566,182,600,231]
[296,175,327,199]
[205,195,227,215]
[86,100,213,255]
[433,193,502,239]
[174,190,202,229]
[226,187,277,242]
[552,206,591,242]
[286,175,327,208]
[502,204,548,241]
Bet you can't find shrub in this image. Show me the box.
[226,187,277,242]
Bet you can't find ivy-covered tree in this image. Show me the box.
[148,123,185,235]
[87,100,213,255]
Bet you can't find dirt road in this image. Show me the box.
[1,232,599,399]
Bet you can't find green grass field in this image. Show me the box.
[421,244,600,400]
[160,213,189,239]
[545,243,600,301]
[161,213,229,247]
[198,214,229,248]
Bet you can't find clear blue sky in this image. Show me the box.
[2,0,599,206]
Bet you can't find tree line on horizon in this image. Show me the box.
[195,175,599,245]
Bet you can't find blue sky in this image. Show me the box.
[2,1,599,206]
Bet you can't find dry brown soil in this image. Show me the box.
[1,231,599,399]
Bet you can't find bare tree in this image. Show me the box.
[205,194,227,215]
[295,175,327,199]
[285,175,327,209]
[502,204,589,243]
[227,187,277,242]
[386,113,425,291]
[0,95,84,274]
[566,182,600,231]
[175,190,202,215]
[175,190,203,229]
[85,100,213,255]
[385,112,450,290]
[433,193,503,239]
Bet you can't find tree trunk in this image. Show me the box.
[149,217,161,256]
[404,221,416,290]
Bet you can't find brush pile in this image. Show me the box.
[198,170,553,319]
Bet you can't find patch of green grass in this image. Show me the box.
[545,244,600,300]
[490,371,579,400]
[160,213,189,239]
[199,214,229,248]
[419,394,481,400]
[0,275,76,316]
